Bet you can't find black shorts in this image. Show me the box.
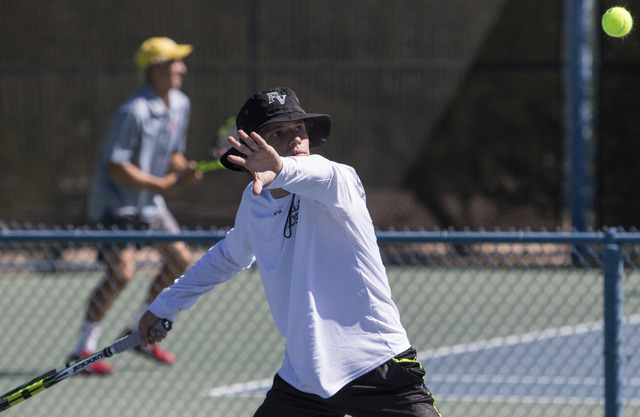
[253,348,442,417]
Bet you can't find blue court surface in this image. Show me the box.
[205,315,640,407]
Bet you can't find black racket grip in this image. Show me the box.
[108,319,172,356]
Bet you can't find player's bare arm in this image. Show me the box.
[170,153,203,184]
[107,161,186,197]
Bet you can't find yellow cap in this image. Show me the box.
[135,37,193,70]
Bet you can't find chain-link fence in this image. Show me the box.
[2,0,575,231]
[1,227,639,417]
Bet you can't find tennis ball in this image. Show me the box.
[602,7,633,38]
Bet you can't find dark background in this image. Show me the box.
[1,0,638,230]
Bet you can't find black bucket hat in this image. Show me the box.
[220,87,331,171]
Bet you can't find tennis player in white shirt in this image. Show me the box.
[138,87,441,417]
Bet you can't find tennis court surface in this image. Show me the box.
[2,239,640,417]
[204,316,640,407]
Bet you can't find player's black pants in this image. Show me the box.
[253,348,442,417]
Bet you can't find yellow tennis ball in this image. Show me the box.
[602,7,633,38]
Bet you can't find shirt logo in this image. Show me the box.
[267,92,287,105]
[283,194,299,238]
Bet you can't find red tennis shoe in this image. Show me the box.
[135,343,175,365]
[123,330,175,365]
[68,350,114,376]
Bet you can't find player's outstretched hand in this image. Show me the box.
[227,130,283,195]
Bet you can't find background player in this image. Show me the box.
[70,37,202,375]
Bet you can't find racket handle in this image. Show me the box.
[107,319,172,356]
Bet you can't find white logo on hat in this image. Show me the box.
[267,92,287,105]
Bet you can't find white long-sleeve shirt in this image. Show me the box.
[149,154,411,398]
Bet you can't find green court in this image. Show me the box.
[2,262,639,417]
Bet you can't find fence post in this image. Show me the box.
[603,228,624,417]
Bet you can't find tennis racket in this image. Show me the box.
[197,159,225,173]
[195,116,237,174]
[0,319,171,413]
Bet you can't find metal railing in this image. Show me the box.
[1,227,638,417]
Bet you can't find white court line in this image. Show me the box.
[204,374,640,399]
[417,314,640,360]
[427,373,640,387]
[204,314,640,399]
[436,394,640,406]
[205,378,272,397]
